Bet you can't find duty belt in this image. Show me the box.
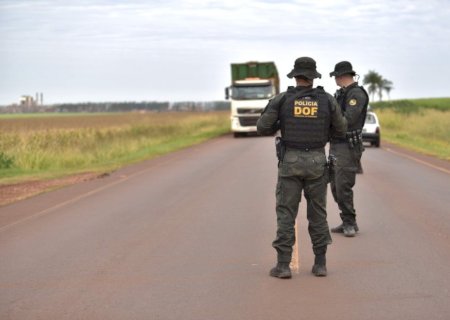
[286,146,325,152]
[284,141,325,152]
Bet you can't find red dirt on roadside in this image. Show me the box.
[0,172,104,206]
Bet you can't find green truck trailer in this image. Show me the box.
[225,61,280,137]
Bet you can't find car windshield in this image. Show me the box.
[365,114,376,124]
[231,85,274,100]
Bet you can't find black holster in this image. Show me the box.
[275,137,286,164]
[327,154,336,183]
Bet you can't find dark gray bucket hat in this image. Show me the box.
[287,57,322,79]
[330,61,356,77]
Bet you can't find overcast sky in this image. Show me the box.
[1,0,449,104]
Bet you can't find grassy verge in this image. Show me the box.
[0,111,230,184]
[371,98,450,160]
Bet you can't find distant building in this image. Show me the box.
[20,95,36,107]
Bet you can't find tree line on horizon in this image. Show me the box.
[0,70,394,114]
[0,101,231,114]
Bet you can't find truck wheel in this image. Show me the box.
[234,132,242,138]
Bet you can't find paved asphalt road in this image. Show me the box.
[1,135,449,320]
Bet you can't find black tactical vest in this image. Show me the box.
[336,83,369,131]
[280,86,331,149]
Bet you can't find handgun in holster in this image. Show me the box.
[275,137,286,165]
[346,131,355,149]
[327,154,337,183]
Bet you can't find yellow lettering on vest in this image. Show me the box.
[293,106,319,118]
[293,100,319,118]
[294,106,318,118]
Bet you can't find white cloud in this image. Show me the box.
[0,0,449,103]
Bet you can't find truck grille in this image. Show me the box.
[239,116,259,127]
[237,108,264,114]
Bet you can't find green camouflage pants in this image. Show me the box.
[329,142,362,227]
[272,148,331,263]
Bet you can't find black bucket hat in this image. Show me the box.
[329,61,356,77]
[287,57,322,79]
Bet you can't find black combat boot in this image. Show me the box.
[312,246,327,277]
[311,254,327,277]
[331,224,344,233]
[343,225,356,237]
[331,223,359,233]
[270,262,292,279]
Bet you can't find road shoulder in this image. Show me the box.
[381,141,450,174]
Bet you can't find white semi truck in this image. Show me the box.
[225,62,280,137]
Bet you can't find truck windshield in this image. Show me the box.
[231,85,274,100]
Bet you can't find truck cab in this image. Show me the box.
[226,62,279,137]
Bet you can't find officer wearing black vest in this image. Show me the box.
[257,57,347,278]
[329,61,369,237]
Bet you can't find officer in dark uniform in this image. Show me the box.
[257,57,347,278]
[329,61,369,237]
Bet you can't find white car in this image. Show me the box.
[362,111,381,147]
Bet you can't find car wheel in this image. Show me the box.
[375,137,380,148]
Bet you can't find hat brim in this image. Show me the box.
[329,70,356,77]
[287,69,322,79]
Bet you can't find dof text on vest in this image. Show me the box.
[280,87,331,149]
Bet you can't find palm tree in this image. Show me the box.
[381,79,394,100]
[363,70,394,101]
[363,70,382,101]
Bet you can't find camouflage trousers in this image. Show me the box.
[272,148,331,263]
[329,142,363,227]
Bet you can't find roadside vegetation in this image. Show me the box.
[1,98,448,186]
[371,98,450,160]
[0,111,230,184]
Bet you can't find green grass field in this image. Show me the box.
[0,111,230,184]
[1,97,448,185]
[371,98,450,160]
[371,97,450,112]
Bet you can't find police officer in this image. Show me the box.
[257,57,347,278]
[329,61,369,237]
